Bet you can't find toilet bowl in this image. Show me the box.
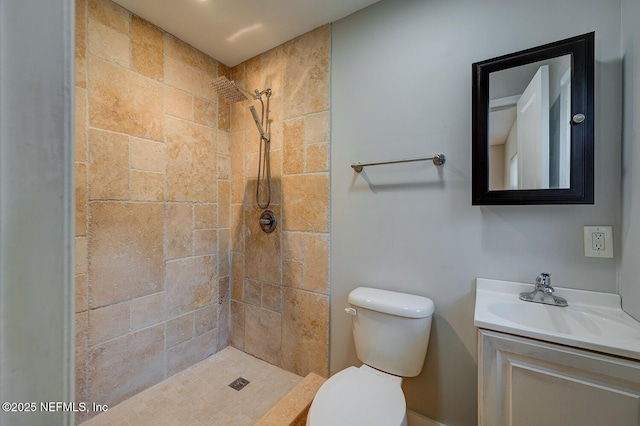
[307,287,434,426]
[306,365,407,426]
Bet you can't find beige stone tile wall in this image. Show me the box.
[75,0,330,420]
[229,25,331,379]
[74,0,231,421]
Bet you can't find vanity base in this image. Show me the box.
[478,329,640,426]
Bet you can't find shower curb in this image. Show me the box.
[255,372,326,426]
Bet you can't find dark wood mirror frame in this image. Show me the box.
[472,32,594,205]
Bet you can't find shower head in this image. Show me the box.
[249,106,267,139]
[209,77,270,141]
[208,76,253,104]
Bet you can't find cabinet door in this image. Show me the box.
[478,329,640,426]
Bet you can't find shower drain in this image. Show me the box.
[228,377,250,391]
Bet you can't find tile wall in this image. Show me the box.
[229,26,331,378]
[75,0,231,420]
[75,0,330,421]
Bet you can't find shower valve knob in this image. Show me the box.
[259,210,277,234]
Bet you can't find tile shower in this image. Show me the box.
[74,0,330,422]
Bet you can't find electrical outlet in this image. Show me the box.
[584,226,613,258]
[592,232,605,251]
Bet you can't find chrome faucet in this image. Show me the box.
[519,273,568,307]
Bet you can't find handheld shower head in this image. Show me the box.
[249,106,268,140]
[208,76,252,104]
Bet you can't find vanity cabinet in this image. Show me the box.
[478,329,640,426]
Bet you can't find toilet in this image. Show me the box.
[307,287,434,426]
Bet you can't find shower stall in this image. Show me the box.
[73,0,331,422]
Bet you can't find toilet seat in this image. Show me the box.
[307,366,407,426]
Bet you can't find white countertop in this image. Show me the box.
[474,278,640,361]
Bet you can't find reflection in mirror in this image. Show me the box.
[488,55,571,190]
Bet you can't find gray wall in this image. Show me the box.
[620,0,640,320]
[330,0,622,424]
[0,0,75,425]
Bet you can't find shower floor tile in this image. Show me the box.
[82,347,303,426]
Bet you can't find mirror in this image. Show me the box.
[472,32,594,205]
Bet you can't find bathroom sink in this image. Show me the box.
[475,278,640,360]
[487,300,640,340]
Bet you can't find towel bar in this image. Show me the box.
[351,153,445,173]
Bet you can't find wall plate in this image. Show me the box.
[583,226,613,258]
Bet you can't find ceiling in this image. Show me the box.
[113,0,381,67]
[489,107,516,146]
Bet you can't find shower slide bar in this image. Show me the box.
[350,153,446,173]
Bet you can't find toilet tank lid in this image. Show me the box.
[348,287,434,318]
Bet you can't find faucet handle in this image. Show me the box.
[535,272,551,289]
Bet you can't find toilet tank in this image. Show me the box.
[348,287,434,377]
